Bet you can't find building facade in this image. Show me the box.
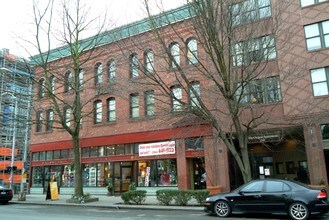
[29,0,329,195]
[0,48,33,192]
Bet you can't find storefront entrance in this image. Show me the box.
[191,158,206,190]
[114,162,133,194]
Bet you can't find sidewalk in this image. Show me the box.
[12,194,204,211]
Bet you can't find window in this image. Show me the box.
[145,90,155,117]
[49,75,55,95]
[64,107,71,127]
[231,0,271,26]
[36,111,43,132]
[144,50,154,74]
[94,63,103,86]
[236,76,281,104]
[130,93,139,118]
[185,137,204,150]
[130,53,139,78]
[107,97,116,122]
[64,71,72,92]
[301,0,328,7]
[311,67,329,96]
[321,124,329,140]
[79,69,84,90]
[46,109,53,131]
[171,86,182,112]
[189,82,201,108]
[241,181,264,193]
[94,100,102,124]
[232,35,276,66]
[187,38,198,64]
[38,78,45,98]
[170,42,180,68]
[107,60,116,82]
[265,180,290,192]
[304,20,329,51]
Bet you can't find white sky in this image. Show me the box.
[0,0,186,58]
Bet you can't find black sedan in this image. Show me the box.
[0,185,13,204]
[204,179,329,220]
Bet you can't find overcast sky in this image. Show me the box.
[0,0,186,58]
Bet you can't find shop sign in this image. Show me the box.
[139,141,175,156]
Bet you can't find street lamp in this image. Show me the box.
[0,92,18,190]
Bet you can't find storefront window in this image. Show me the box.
[53,150,61,159]
[46,151,53,160]
[116,144,125,155]
[90,147,98,157]
[106,145,115,155]
[125,144,134,155]
[138,159,177,187]
[32,167,43,187]
[61,149,69,159]
[40,151,46,160]
[98,146,105,157]
[32,152,39,161]
[185,137,204,150]
[62,165,75,187]
[82,148,90,158]
[83,163,97,187]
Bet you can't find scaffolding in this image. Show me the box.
[0,48,33,193]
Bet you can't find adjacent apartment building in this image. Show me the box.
[29,0,329,195]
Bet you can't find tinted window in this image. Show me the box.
[241,181,264,192]
[266,180,290,192]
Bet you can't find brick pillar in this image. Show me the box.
[304,125,328,185]
[176,139,188,190]
[204,136,230,192]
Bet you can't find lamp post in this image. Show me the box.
[0,92,17,190]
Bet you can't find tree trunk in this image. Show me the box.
[72,135,83,196]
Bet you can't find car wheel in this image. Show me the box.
[289,202,309,220]
[214,200,231,217]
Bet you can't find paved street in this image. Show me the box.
[1,203,329,220]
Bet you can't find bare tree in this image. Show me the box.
[29,0,107,197]
[121,0,294,184]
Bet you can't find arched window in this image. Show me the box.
[187,38,198,64]
[130,93,139,118]
[170,42,180,68]
[46,109,54,131]
[144,50,154,74]
[107,97,116,122]
[189,81,201,108]
[36,111,43,132]
[49,75,55,95]
[94,63,103,86]
[64,107,71,127]
[107,59,116,82]
[94,100,102,124]
[130,53,139,78]
[64,71,72,92]
[38,78,45,98]
[171,86,182,112]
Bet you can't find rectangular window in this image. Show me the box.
[189,82,201,108]
[304,20,329,51]
[130,93,139,118]
[94,101,102,124]
[81,148,90,158]
[46,110,53,131]
[231,0,271,26]
[145,90,155,117]
[236,76,281,104]
[46,151,53,160]
[185,137,204,150]
[36,112,43,132]
[116,144,125,155]
[301,0,328,7]
[232,35,276,66]
[106,145,115,155]
[311,67,329,96]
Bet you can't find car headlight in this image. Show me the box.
[206,197,210,202]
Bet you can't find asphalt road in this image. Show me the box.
[1,203,328,220]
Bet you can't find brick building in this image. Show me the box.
[29,0,329,195]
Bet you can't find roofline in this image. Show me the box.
[30,3,194,66]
